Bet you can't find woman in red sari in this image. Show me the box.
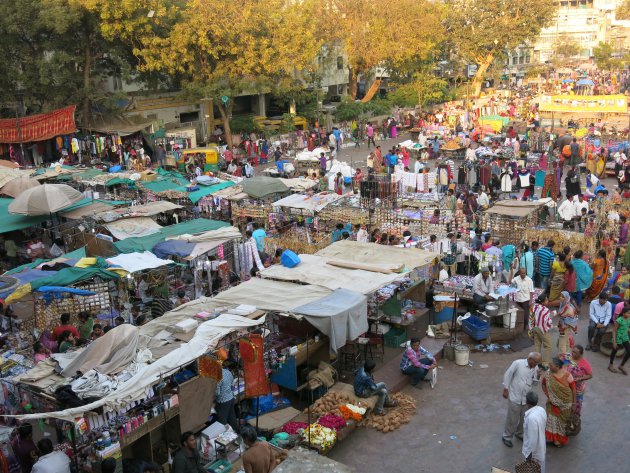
[542,357,576,447]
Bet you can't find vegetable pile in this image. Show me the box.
[363,392,417,433]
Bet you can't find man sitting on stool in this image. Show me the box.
[473,266,495,309]
[400,337,437,388]
[354,360,397,415]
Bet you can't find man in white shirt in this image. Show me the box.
[477,189,490,209]
[502,352,542,448]
[522,391,547,473]
[557,196,575,227]
[32,438,71,473]
[512,268,534,330]
[473,267,494,308]
[586,292,612,352]
[414,157,423,173]
[465,146,476,162]
[572,194,589,226]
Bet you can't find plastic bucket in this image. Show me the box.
[434,307,453,324]
[503,309,517,329]
[455,345,470,366]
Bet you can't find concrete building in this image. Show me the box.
[533,0,629,62]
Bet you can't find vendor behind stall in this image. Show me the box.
[473,267,495,308]
[214,364,239,432]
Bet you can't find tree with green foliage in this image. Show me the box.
[0,0,140,125]
[553,36,581,61]
[82,0,323,147]
[447,0,555,97]
[617,0,630,20]
[592,42,623,71]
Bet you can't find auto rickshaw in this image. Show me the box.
[178,146,220,173]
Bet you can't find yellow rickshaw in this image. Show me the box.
[178,146,220,173]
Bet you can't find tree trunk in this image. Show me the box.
[82,42,93,127]
[348,68,358,99]
[471,54,494,98]
[217,101,233,148]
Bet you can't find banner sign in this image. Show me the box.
[0,105,77,143]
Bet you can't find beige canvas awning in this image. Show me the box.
[61,202,115,219]
[315,240,438,271]
[484,198,553,218]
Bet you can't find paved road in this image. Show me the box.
[329,316,629,472]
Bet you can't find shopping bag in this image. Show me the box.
[566,412,581,436]
[515,457,541,473]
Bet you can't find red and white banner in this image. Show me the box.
[0,105,77,143]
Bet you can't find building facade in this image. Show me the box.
[533,0,629,62]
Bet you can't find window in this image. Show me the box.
[525,55,531,64]
[337,56,344,70]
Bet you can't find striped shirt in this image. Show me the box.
[530,303,553,333]
[536,247,555,276]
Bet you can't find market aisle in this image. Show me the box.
[329,317,630,473]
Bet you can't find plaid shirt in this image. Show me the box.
[215,369,234,403]
[400,346,434,371]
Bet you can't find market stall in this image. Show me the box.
[480,199,555,246]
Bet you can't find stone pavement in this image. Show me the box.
[329,317,630,472]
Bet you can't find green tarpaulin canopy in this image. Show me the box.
[0,198,50,234]
[114,218,230,253]
[241,176,289,199]
[5,246,87,275]
[105,178,135,187]
[187,181,235,204]
[30,259,119,290]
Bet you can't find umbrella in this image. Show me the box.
[561,78,574,83]
[241,176,289,198]
[8,183,84,215]
[576,78,594,86]
[0,176,41,198]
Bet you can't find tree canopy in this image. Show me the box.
[320,0,444,98]
[447,0,556,96]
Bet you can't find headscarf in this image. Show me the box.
[558,291,571,313]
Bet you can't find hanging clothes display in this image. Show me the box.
[518,170,531,188]
[438,165,450,186]
[457,165,467,185]
[534,170,546,187]
[467,165,478,187]
[240,334,270,398]
[541,173,559,201]
[479,164,491,187]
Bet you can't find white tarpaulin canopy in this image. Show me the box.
[107,251,173,273]
[105,217,162,240]
[293,289,368,354]
[272,192,340,213]
[316,240,438,272]
[261,254,402,294]
[168,226,241,243]
[11,314,265,420]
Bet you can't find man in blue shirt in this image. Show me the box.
[332,127,341,151]
[252,223,266,252]
[215,366,238,431]
[354,361,396,415]
[536,240,555,290]
[331,223,345,242]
